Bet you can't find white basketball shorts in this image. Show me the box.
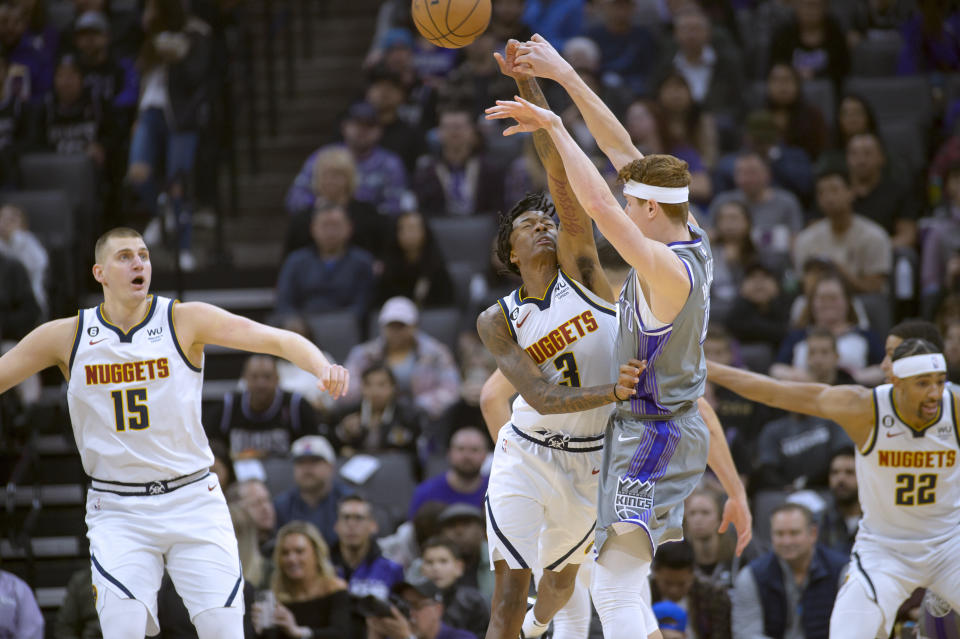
[86,471,243,635]
[486,424,603,572]
[833,529,960,639]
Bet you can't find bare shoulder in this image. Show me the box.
[40,315,82,352]
[476,303,507,339]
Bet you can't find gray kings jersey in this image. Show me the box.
[615,225,713,418]
[497,269,618,438]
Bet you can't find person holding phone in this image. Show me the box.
[252,521,352,639]
[366,581,474,639]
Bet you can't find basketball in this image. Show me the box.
[411,0,491,48]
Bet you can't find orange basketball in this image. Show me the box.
[411,0,491,48]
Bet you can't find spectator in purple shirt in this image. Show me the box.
[0,569,44,639]
[0,2,56,99]
[286,101,408,215]
[408,426,489,519]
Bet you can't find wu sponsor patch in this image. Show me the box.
[614,475,654,520]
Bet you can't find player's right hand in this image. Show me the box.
[318,364,349,399]
[513,34,572,81]
[614,358,645,401]
[493,39,528,80]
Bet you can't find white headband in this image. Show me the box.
[623,180,689,204]
[891,353,947,379]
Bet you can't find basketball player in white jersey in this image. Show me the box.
[487,35,750,639]
[0,227,348,639]
[708,338,960,639]
[478,40,645,639]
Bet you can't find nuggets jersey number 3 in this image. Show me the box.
[66,295,213,482]
[498,269,617,437]
[857,384,960,541]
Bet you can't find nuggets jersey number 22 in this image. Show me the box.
[498,269,618,438]
[66,295,213,483]
[858,384,960,541]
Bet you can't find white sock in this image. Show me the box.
[521,606,550,638]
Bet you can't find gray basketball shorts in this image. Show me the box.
[595,407,710,556]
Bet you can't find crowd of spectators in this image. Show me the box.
[5,0,960,637]
[0,0,238,274]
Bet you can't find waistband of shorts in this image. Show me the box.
[616,403,698,421]
[89,469,210,496]
[511,424,604,452]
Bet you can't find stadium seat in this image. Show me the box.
[19,153,99,249]
[306,310,361,363]
[418,307,461,352]
[802,79,835,123]
[845,76,933,131]
[429,216,496,271]
[446,260,478,309]
[341,451,418,533]
[2,190,75,252]
[850,34,904,77]
[877,118,928,178]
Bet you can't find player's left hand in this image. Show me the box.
[494,39,528,80]
[318,364,349,399]
[513,33,572,81]
[719,493,752,557]
[485,97,560,135]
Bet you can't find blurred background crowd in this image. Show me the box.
[2,0,960,637]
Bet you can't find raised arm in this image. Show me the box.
[477,305,641,414]
[513,34,641,171]
[707,361,874,448]
[698,397,751,556]
[496,41,614,302]
[0,317,76,392]
[480,369,516,440]
[485,98,690,316]
[175,302,349,398]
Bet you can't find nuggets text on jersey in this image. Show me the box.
[84,358,171,385]
[524,310,600,364]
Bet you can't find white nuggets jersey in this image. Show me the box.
[497,269,617,437]
[857,384,960,541]
[66,295,213,482]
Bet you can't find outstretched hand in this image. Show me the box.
[484,96,560,136]
[318,364,349,399]
[719,493,753,557]
[513,33,572,81]
[493,39,528,80]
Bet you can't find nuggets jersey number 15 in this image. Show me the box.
[66,295,213,483]
[857,384,960,541]
[497,269,618,438]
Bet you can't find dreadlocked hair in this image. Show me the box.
[496,192,556,275]
[891,338,941,362]
[889,320,944,352]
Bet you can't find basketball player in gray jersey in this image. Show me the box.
[486,35,750,639]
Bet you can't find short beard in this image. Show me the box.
[452,466,480,482]
[833,490,858,507]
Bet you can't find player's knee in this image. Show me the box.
[829,579,885,639]
[193,606,244,639]
[98,590,149,639]
[493,569,531,616]
[541,565,578,598]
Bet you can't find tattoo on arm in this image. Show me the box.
[477,307,615,414]
[516,76,559,168]
[548,173,586,238]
